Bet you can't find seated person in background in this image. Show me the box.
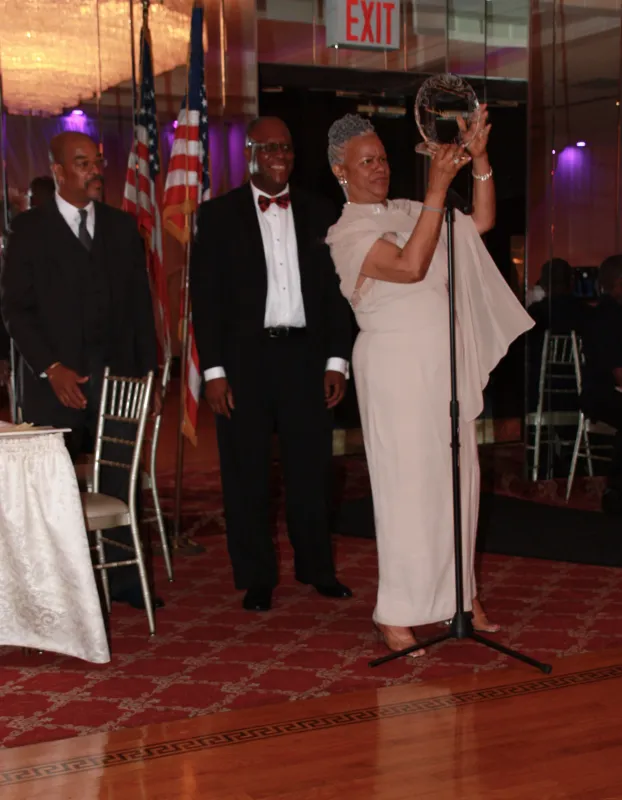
[581,255,622,510]
[526,257,576,308]
[28,175,55,209]
[527,258,588,411]
[528,258,586,334]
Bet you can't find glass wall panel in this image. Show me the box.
[526,0,622,478]
[527,0,621,279]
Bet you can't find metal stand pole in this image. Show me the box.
[173,238,190,545]
[129,0,138,123]
[369,201,552,675]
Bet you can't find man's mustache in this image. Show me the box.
[87,176,104,188]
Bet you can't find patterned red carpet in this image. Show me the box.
[0,452,619,750]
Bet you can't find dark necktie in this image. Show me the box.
[257,193,290,213]
[78,208,93,252]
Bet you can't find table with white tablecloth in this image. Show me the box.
[0,427,110,663]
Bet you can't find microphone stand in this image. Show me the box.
[369,194,552,674]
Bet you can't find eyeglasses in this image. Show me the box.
[73,157,107,172]
[251,142,293,156]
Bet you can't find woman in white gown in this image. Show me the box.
[326,113,533,656]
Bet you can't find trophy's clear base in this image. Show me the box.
[415,142,436,157]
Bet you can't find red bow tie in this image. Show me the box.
[258,193,290,212]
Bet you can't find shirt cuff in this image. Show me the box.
[325,357,349,378]
[204,367,226,382]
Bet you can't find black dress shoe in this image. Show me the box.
[112,589,165,610]
[243,588,273,611]
[312,581,353,599]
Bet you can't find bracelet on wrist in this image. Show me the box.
[473,167,493,182]
[422,205,444,214]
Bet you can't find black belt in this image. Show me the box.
[264,327,307,339]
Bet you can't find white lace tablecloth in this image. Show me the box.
[0,431,110,663]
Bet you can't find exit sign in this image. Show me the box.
[325,0,401,51]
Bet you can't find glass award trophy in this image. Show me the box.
[414,73,480,156]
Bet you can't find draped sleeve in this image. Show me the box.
[452,210,534,419]
[326,218,382,304]
[326,200,416,304]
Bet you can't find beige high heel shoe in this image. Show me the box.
[374,622,426,658]
[471,598,501,634]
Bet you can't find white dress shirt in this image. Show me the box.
[255,183,306,329]
[40,194,96,378]
[204,182,348,382]
[55,192,95,240]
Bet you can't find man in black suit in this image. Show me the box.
[1,131,161,607]
[190,117,352,611]
[0,177,57,404]
[0,303,9,392]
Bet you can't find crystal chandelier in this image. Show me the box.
[0,0,194,115]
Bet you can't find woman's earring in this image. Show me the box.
[338,177,349,201]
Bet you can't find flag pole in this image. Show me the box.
[173,223,191,547]
[129,0,142,205]
[172,217,205,555]
[129,0,138,123]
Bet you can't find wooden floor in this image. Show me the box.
[3,649,622,799]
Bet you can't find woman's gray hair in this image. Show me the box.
[327,114,376,167]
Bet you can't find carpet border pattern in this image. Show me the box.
[3,663,622,787]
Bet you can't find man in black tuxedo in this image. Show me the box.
[190,117,352,611]
[0,131,161,608]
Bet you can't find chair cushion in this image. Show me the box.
[586,420,617,435]
[75,457,151,491]
[526,411,580,426]
[81,493,130,530]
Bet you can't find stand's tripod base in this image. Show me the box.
[369,612,552,674]
[173,535,206,556]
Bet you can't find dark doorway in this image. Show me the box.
[258,86,425,209]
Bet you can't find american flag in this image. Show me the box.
[163,2,208,446]
[122,24,171,364]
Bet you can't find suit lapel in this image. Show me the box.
[289,186,311,299]
[289,186,309,260]
[237,184,268,297]
[43,200,89,268]
[91,202,107,271]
